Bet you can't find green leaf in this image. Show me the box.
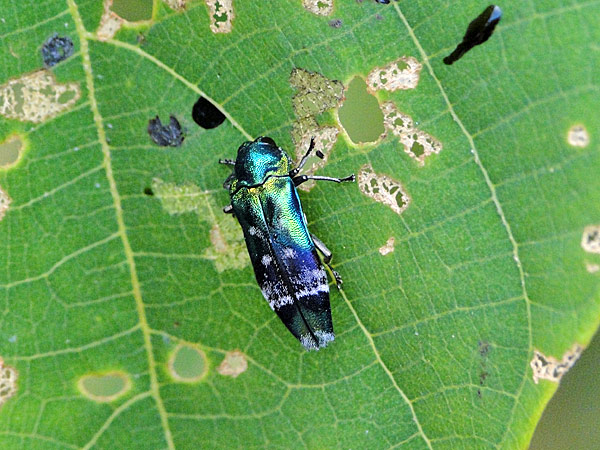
[1,0,599,448]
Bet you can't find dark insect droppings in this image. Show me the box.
[147,115,185,147]
[143,187,154,196]
[192,97,226,129]
[443,5,502,65]
[41,33,74,67]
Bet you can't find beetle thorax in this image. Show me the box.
[233,140,291,189]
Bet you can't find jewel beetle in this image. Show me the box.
[220,137,354,350]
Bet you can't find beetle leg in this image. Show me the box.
[223,204,234,214]
[294,174,355,187]
[223,172,236,190]
[311,233,343,290]
[219,158,236,166]
[289,138,315,178]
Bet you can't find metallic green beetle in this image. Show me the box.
[220,136,354,350]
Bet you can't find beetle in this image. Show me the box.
[220,136,354,350]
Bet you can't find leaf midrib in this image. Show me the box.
[68,0,175,448]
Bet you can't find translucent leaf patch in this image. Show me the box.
[0,184,11,222]
[0,70,80,123]
[530,344,582,384]
[204,0,235,33]
[366,56,422,92]
[382,101,442,165]
[217,350,248,378]
[0,359,17,408]
[358,163,410,215]
[581,225,600,254]
[302,0,334,16]
[567,124,590,148]
[294,127,340,192]
[97,0,124,41]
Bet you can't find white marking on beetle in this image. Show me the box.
[261,254,272,267]
[531,344,582,384]
[0,70,80,123]
[367,56,422,92]
[567,124,589,148]
[379,236,395,255]
[296,283,329,299]
[582,225,600,254]
[300,334,318,350]
[381,101,442,165]
[283,248,297,259]
[204,0,235,33]
[302,0,333,16]
[358,164,410,215]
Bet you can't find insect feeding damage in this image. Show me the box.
[294,128,339,192]
[582,225,600,254]
[220,137,354,351]
[358,164,410,215]
[379,236,395,255]
[567,124,590,148]
[366,57,422,93]
[0,70,80,123]
[530,344,582,384]
[0,184,10,222]
[78,371,131,402]
[204,0,235,33]
[302,0,334,16]
[289,68,345,189]
[151,178,248,271]
[217,350,248,377]
[97,0,124,41]
[164,0,188,11]
[0,358,17,408]
[382,101,442,165]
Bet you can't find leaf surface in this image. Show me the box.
[0,0,599,448]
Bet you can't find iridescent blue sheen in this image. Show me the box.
[226,137,334,351]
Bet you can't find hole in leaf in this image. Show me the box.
[192,97,226,129]
[338,77,384,144]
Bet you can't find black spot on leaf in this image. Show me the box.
[192,97,226,129]
[148,115,185,147]
[143,187,154,196]
[41,33,74,67]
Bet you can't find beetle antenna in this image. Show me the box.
[290,137,315,177]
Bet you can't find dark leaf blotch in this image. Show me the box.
[148,115,185,147]
[41,33,74,67]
